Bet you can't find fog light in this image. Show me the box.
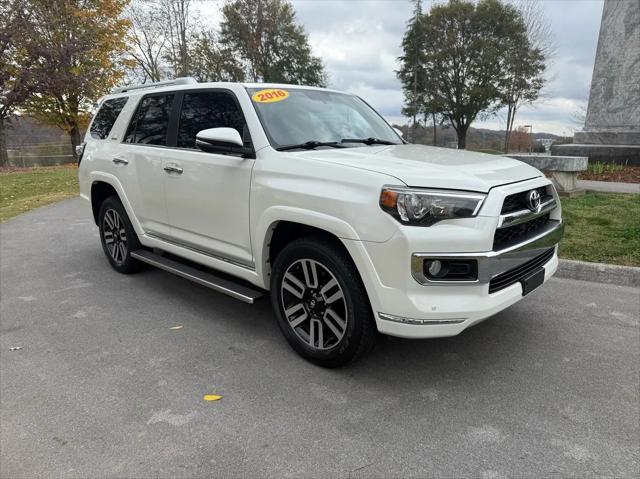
[423,258,478,281]
[426,259,449,278]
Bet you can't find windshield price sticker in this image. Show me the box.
[252,89,289,103]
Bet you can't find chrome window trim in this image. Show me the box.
[411,220,563,285]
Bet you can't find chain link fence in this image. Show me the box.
[6,142,75,167]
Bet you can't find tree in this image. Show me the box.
[219,0,327,86]
[22,0,131,160]
[0,0,36,166]
[161,0,193,78]
[397,0,427,142]
[420,0,530,149]
[508,125,532,152]
[501,0,550,152]
[126,0,168,82]
[189,30,245,82]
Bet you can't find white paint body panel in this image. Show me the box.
[78,82,562,339]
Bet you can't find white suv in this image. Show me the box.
[78,78,563,367]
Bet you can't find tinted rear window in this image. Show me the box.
[90,97,128,140]
[177,91,246,148]
[125,94,174,145]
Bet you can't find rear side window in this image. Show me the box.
[177,91,246,148]
[125,94,174,145]
[90,97,128,140]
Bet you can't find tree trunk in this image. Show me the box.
[504,104,515,153]
[411,113,417,143]
[432,112,437,146]
[456,125,468,149]
[69,126,81,163]
[0,119,8,167]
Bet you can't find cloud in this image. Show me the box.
[199,0,605,135]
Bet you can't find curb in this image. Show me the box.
[557,259,640,288]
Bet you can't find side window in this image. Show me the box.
[124,94,174,145]
[177,91,246,149]
[90,97,128,140]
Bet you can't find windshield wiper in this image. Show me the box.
[276,141,347,151]
[340,137,398,146]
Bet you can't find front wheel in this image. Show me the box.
[98,196,143,274]
[270,237,376,367]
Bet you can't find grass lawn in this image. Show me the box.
[0,165,79,222]
[560,193,640,267]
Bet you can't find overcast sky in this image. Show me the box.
[200,0,605,136]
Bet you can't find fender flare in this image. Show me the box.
[253,206,362,288]
[89,172,144,236]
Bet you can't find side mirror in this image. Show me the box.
[393,127,404,139]
[195,128,254,158]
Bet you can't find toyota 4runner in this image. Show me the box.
[78,78,564,367]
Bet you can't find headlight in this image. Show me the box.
[379,187,486,226]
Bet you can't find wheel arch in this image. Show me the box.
[90,181,118,225]
[88,173,143,235]
[256,211,365,292]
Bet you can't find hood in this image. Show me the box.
[291,144,542,192]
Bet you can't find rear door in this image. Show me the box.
[116,93,176,237]
[161,89,255,268]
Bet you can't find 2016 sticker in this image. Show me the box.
[252,89,289,103]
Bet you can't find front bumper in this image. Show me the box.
[411,219,563,285]
[341,177,563,339]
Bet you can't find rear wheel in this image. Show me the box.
[270,237,376,367]
[98,196,143,274]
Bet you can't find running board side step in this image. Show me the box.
[130,250,265,304]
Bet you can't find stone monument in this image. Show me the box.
[552,0,640,165]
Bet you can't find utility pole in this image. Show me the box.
[524,124,533,153]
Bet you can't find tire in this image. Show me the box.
[98,196,143,274]
[270,237,376,367]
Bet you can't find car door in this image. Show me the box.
[162,89,255,268]
[116,93,176,238]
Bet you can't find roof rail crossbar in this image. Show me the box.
[111,77,197,94]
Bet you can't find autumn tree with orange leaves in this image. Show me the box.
[22,0,131,160]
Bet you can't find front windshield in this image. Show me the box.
[247,87,402,150]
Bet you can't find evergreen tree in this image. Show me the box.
[397,0,426,142]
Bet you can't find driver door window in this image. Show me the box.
[177,91,249,149]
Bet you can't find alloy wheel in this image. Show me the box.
[102,208,128,264]
[280,259,348,350]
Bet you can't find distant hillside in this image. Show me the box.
[5,116,69,148]
[393,123,572,152]
[4,114,572,163]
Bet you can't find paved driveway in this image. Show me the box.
[1,198,638,478]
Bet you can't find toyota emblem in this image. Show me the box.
[526,189,542,212]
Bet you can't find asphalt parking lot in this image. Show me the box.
[1,198,638,478]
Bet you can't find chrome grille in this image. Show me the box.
[493,214,551,251]
[501,187,552,214]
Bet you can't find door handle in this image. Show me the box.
[112,157,128,165]
[163,164,183,174]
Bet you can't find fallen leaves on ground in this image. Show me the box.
[203,394,223,402]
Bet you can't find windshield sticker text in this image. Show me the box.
[252,89,289,103]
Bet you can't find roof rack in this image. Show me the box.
[111,77,197,94]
